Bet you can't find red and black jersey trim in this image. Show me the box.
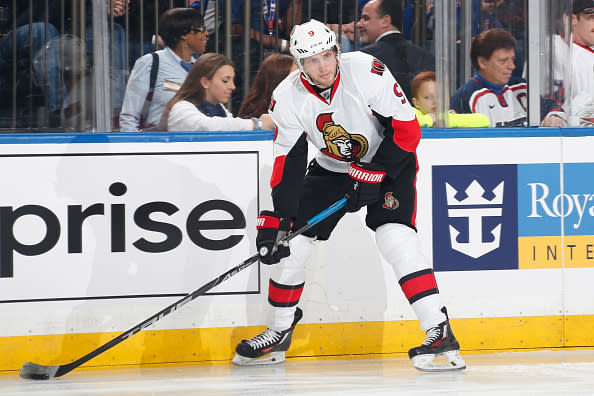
[371,58,385,76]
[299,72,341,104]
[271,132,308,219]
[371,109,421,153]
[574,42,594,54]
[268,279,305,307]
[398,268,439,304]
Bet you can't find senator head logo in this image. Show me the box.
[383,192,399,210]
[316,113,368,161]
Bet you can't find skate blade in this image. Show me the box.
[412,350,466,372]
[232,351,286,366]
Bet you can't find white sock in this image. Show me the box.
[267,235,314,331]
[375,223,445,330]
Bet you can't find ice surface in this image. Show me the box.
[1,349,593,395]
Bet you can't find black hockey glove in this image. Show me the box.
[345,161,387,212]
[256,210,292,265]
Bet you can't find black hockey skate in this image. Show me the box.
[232,307,303,366]
[408,307,466,372]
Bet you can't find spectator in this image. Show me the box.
[402,0,434,45]
[119,8,208,132]
[451,29,565,127]
[492,0,526,77]
[237,53,297,119]
[33,35,92,131]
[0,0,127,129]
[158,52,274,132]
[0,20,60,127]
[189,0,216,34]
[70,0,128,126]
[243,0,296,54]
[565,0,594,126]
[301,0,358,23]
[301,0,360,52]
[337,22,361,52]
[126,0,189,69]
[356,0,435,103]
[411,71,489,128]
[472,0,503,37]
[200,0,296,53]
[206,0,296,114]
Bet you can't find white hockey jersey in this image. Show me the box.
[268,51,420,218]
[567,42,594,126]
[451,76,529,127]
[451,75,565,127]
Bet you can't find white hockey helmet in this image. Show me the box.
[289,19,340,85]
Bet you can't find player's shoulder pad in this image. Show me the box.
[345,50,374,62]
[342,51,381,69]
[342,51,392,83]
[268,71,307,127]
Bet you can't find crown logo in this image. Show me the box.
[446,180,504,206]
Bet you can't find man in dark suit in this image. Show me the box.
[357,0,434,102]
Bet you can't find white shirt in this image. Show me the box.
[567,42,594,126]
[469,80,528,127]
[375,29,400,43]
[166,100,253,131]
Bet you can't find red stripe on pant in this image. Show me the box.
[398,269,439,304]
[268,279,304,307]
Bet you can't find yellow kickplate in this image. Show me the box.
[1,315,592,372]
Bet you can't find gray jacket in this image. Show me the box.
[119,47,194,131]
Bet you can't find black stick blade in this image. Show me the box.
[19,362,60,380]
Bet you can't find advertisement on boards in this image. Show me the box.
[432,163,594,271]
[0,151,261,302]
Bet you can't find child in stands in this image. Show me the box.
[411,71,490,128]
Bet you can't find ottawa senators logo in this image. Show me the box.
[316,113,368,161]
[383,192,399,210]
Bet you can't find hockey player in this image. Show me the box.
[232,19,465,372]
[566,0,594,126]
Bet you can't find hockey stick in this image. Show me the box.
[19,197,347,380]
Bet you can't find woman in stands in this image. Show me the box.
[237,53,297,119]
[159,53,273,131]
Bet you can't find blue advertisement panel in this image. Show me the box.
[517,163,561,237]
[432,165,518,271]
[517,163,562,268]
[516,163,594,269]
[562,163,594,236]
